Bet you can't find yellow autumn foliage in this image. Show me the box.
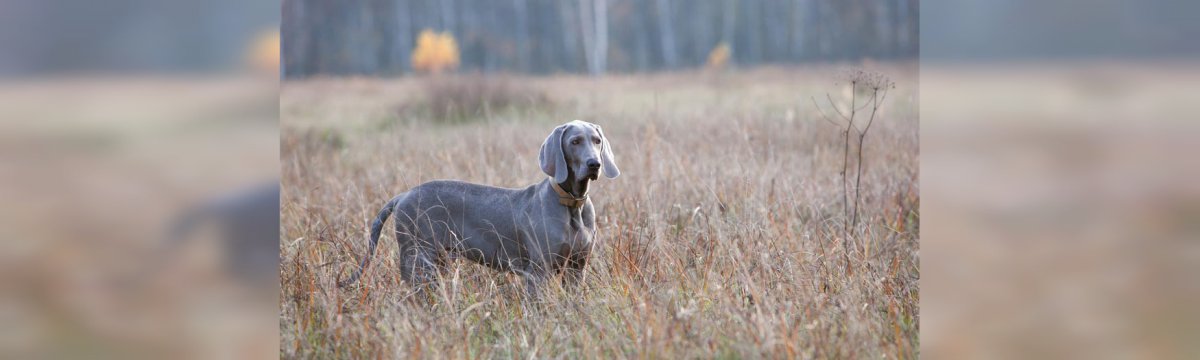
[246,29,280,74]
[411,29,460,74]
[706,42,731,70]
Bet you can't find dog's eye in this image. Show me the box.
[571,138,580,145]
[593,138,602,144]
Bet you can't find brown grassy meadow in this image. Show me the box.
[280,65,919,358]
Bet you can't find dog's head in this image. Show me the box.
[539,120,619,185]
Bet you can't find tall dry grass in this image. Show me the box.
[280,65,918,358]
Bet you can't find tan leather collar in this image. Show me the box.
[550,179,588,208]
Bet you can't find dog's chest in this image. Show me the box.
[565,213,593,247]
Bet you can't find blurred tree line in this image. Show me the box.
[282,0,918,78]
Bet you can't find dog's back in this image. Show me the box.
[390,180,540,270]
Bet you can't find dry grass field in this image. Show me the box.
[280,65,918,358]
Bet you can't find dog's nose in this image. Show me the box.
[587,160,601,170]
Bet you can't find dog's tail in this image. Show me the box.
[338,196,400,288]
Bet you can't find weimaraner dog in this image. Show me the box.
[338,120,619,297]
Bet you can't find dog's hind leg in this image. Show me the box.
[398,243,440,302]
[519,250,557,303]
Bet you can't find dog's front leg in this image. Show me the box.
[522,271,550,302]
[562,253,589,291]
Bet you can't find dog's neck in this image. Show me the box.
[550,171,590,208]
[563,170,590,198]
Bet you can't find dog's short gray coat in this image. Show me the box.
[339,120,619,296]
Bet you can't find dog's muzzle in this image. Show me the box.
[585,160,601,180]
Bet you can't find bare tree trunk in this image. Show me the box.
[578,0,596,75]
[745,0,763,65]
[633,3,651,71]
[514,0,528,72]
[281,0,305,77]
[816,0,832,58]
[655,0,678,68]
[559,0,582,72]
[393,0,413,74]
[688,1,713,67]
[904,0,918,57]
[483,0,496,71]
[722,0,736,64]
[593,0,607,75]
[440,0,456,32]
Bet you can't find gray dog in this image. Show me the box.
[338,120,619,297]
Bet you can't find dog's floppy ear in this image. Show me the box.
[539,124,569,183]
[591,123,620,179]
